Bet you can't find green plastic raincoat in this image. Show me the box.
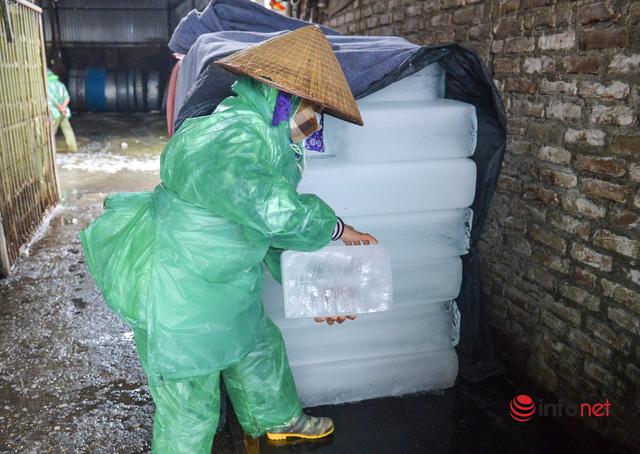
[47,69,71,121]
[81,76,337,383]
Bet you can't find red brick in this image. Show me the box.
[523,183,559,204]
[581,29,628,50]
[576,156,626,177]
[452,6,476,25]
[504,37,536,53]
[571,243,612,271]
[581,178,629,203]
[495,57,520,74]
[574,267,597,288]
[610,136,640,156]
[564,128,605,146]
[577,3,616,25]
[590,105,635,126]
[510,99,545,117]
[549,212,591,240]
[594,230,640,259]
[608,53,640,74]
[578,81,630,100]
[609,207,640,230]
[538,167,577,188]
[565,56,601,74]
[538,32,576,50]
[601,279,640,312]
[538,79,577,95]
[504,79,537,94]
[537,146,571,165]
[562,191,607,219]
[498,0,519,14]
[528,225,567,253]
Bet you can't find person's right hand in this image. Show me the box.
[314,315,357,325]
[341,225,378,246]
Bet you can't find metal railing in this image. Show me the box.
[0,0,58,276]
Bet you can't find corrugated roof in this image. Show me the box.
[43,1,170,44]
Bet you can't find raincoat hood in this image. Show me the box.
[229,76,301,128]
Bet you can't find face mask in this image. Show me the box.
[290,99,321,143]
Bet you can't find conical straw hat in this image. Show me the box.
[215,26,363,126]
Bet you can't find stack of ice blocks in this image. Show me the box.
[261,63,477,406]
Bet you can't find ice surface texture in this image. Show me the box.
[359,64,445,103]
[282,245,393,318]
[322,99,477,163]
[262,63,477,405]
[298,159,476,216]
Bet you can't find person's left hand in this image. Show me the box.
[341,225,378,246]
[314,315,357,325]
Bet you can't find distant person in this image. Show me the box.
[47,69,78,152]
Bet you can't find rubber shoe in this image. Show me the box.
[266,413,334,441]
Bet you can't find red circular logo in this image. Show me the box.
[510,394,536,422]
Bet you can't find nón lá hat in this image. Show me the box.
[215,25,363,126]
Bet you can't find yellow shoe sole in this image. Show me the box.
[266,425,334,441]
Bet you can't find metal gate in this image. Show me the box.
[0,0,58,277]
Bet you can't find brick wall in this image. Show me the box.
[322,0,640,448]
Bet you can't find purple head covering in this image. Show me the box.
[272,90,292,126]
[304,114,325,152]
[272,90,325,152]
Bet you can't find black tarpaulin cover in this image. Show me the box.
[171,0,507,382]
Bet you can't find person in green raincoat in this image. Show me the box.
[81,26,377,453]
[47,69,78,152]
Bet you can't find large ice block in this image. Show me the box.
[391,257,462,306]
[281,245,393,319]
[263,257,462,323]
[298,158,477,216]
[291,348,459,406]
[341,208,473,261]
[322,99,477,164]
[359,64,445,104]
[278,301,459,365]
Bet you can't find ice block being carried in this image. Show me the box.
[281,245,393,319]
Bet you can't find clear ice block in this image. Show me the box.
[298,158,477,216]
[291,347,459,406]
[391,257,462,306]
[358,63,445,104]
[341,208,473,261]
[281,245,393,319]
[279,301,459,366]
[322,99,477,164]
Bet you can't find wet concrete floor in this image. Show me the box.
[249,375,630,454]
[0,113,631,453]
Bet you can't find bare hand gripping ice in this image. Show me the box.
[281,245,393,319]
